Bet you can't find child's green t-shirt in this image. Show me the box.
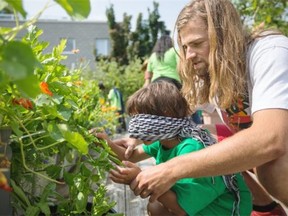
[143,138,252,216]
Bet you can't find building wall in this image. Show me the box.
[0,18,110,70]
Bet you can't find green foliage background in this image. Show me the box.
[232,0,288,35]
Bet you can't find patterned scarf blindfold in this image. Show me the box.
[128,113,241,216]
[128,113,216,146]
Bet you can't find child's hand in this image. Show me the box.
[114,138,141,159]
[89,128,109,140]
[109,161,141,185]
[89,128,114,146]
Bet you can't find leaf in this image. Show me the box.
[0,41,41,97]
[35,94,52,107]
[63,172,74,185]
[75,191,87,212]
[26,25,43,42]
[40,183,56,202]
[10,120,23,137]
[0,1,8,11]
[54,0,91,20]
[47,122,65,142]
[10,179,31,208]
[74,176,83,190]
[36,183,57,215]
[80,164,91,177]
[57,105,72,121]
[25,206,41,216]
[37,202,51,216]
[45,165,62,179]
[43,105,71,121]
[1,41,38,75]
[14,75,41,98]
[57,124,88,154]
[4,0,27,18]
[0,59,27,80]
[52,39,67,59]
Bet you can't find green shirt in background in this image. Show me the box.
[143,138,252,216]
[147,47,181,82]
[108,88,123,112]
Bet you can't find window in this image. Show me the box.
[62,38,76,54]
[95,38,109,56]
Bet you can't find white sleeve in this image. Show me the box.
[248,35,288,114]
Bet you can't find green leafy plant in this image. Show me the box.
[96,58,144,103]
[232,0,288,35]
[0,21,122,216]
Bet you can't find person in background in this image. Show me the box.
[94,81,252,216]
[115,0,288,214]
[143,35,181,88]
[98,81,106,101]
[107,85,126,133]
[143,35,203,124]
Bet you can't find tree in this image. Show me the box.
[106,4,117,29]
[148,1,166,48]
[232,0,288,35]
[105,1,168,65]
[106,5,131,65]
[127,13,151,60]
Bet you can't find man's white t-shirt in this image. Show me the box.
[247,34,288,114]
[202,34,288,133]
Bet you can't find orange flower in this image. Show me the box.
[0,172,13,192]
[12,98,20,105]
[73,81,82,86]
[40,82,53,96]
[12,98,33,110]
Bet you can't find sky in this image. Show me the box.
[23,0,189,34]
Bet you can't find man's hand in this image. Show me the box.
[109,161,141,184]
[130,163,176,202]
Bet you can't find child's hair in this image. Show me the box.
[126,81,191,118]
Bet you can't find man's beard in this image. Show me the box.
[195,63,209,78]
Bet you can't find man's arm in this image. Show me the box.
[130,109,288,202]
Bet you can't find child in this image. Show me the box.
[107,85,126,133]
[94,81,252,216]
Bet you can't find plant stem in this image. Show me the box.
[18,137,64,184]
[12,116,64,184]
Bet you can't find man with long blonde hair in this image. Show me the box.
[123,0,288,214]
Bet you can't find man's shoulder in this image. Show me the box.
[249,34,288,52]
[247,34,288,66]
